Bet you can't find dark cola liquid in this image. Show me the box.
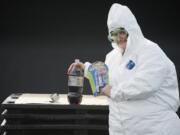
[68,63,84,104]
[67,86,83,104]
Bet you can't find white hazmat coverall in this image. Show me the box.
[84,3,180,135]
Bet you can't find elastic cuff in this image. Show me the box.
[110,85,124,101]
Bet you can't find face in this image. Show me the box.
[117,32,128,50]
[109,28,128,51]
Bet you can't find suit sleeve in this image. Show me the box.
[110,47,168,101]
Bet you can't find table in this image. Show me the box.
[0,93,109,135]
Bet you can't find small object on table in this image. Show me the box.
[49,93,60,103]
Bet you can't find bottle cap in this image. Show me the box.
[75,59,80,63]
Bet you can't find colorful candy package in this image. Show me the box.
[87,61,109,96]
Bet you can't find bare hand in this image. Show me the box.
[101,85,112,97]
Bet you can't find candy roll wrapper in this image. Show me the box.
[87,62,109,96]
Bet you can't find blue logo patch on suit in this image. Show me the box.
[126,60,135,70]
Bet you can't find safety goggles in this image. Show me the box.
[108,27,128,43]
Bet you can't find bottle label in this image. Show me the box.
[68,76,84,87]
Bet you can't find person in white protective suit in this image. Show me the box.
[68,3,180,135]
